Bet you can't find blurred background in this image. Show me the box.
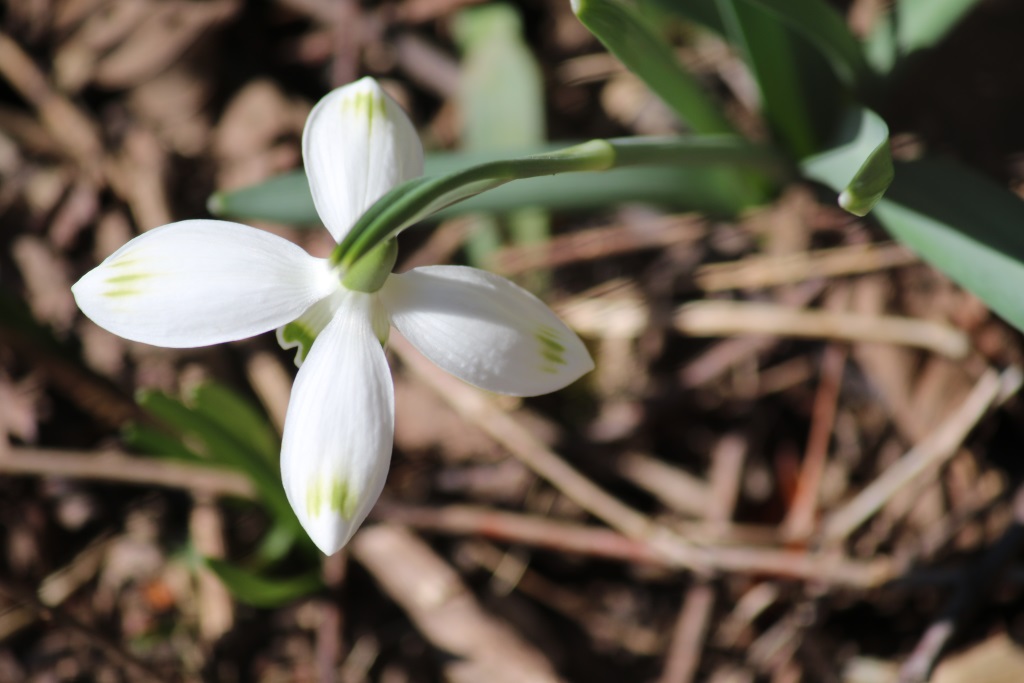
[4,0,1024,681]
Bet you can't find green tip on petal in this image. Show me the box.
[340,82,388,122]
[536,325,569,373]
[305,474,361,521]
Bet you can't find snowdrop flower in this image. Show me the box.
[72,78,593,555]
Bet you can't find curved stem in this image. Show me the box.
[331,136,788,268]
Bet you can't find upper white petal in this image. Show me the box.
[71,220,338,348]
[381,266,594,396]
[280,291,394,555]
[303,77,425,243]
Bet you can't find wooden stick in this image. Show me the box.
[694,242,916,291]
[822,367,1021,543]
[351,525,564,683]
[0,447,256,499]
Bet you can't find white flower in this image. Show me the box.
[72,78,593,555]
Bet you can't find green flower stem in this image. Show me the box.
[342,239,398,292]
[332,136,786,269]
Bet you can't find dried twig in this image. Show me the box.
[673,302,970,359]
[351,525,564,683]
[0,447,255,499]
[660,434,747,683]
[823,367,1022,543]
[491,214,706,276]
[694,242,916,291]
[372,501,890,587]
[781,344,848,542]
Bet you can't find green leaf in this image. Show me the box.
[207,172,319,226]
[453,2,551,277]
[209,152,763,226]
[867,0,982,72]
[187,382,279,467]
[801,107,893,216]
[741,0,870,91]
[715,0,818,158]
[136,389,296,527]
[204,558,322,608]
[454,3,545,152]
[121,422,205,463]
[874,157,1024,335]
[573,0,736,134]
[250,522,305,567]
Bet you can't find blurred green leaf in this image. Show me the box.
[650,0,854,159]
[739,0,870,90]
[453,2,550,281]
[573,0,736,134]
[205,558,322,608]
[188,382,279,468]
[207,172,319,225]
[121,422,205,463]
[251,521,304,567]
[867,0,982,72]
[135,388,296,529]
[454,4,545,151]
[715,0,818,158]
[652,0,869,92]
[801,107,893,216]
[874,157,1024,335]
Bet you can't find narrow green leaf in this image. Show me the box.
[653,0,871,92]
[573,0,736,134]
[874,157,1024,335]
[209,151,764,226]
[454,4,545,151]
[121,422,205,463]
[741,0,871,90]
[801,107,893,216]
[251,522,304,567]
[454,2,551,277]
[187,382,279,467]
[867,0,982,71]
[204,558,322,608]
[136,389,295,526]
[715,0,818,158]
[207,172,320,226]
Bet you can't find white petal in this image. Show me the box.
[381,266,594,396]
[303,77,425,242]
[72,220,338,348]
[280,292,394,555]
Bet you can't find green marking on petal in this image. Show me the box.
[306,475,360,520]
[340,88,388,129]
[278,319,317,364]
[104,272,152,285]
[329,477,359,520]
[306,480,323,518]
[540,348,563,364]
[536,325,567,372]
[103,288,142,298]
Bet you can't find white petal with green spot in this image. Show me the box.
[380,265,594,396]
[72,220,337,348]
[280,290,394,555]
[303,77,424,243]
